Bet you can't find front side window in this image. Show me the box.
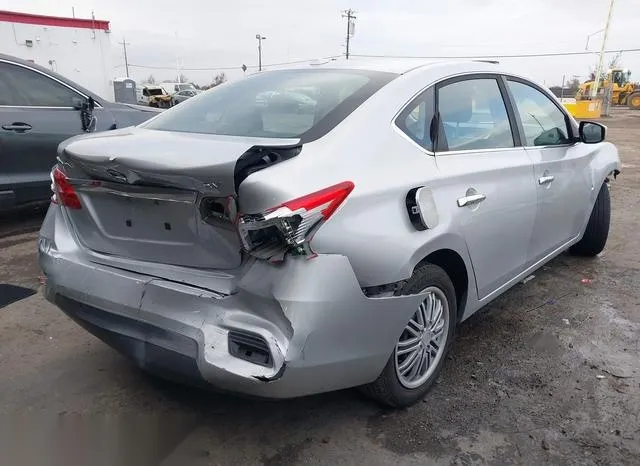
[506,80,571,147]
[0,62,79,107]
[144,69,396,141]
[436,78,514,152]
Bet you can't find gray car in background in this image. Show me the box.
[39,60,620,407]
[172,89,199,106]
[0,54,160,211]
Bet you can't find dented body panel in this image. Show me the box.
[39,204,427,397]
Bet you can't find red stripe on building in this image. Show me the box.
[0,10,110,31]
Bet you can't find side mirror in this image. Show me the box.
[80,97,97,132]
[579,121,606,144]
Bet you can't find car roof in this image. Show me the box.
[295,57,501,75]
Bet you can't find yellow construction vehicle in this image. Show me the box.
[576,68,640,110]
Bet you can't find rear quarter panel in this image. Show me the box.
[237,64,483,296]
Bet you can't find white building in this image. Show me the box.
[0,10,115,101]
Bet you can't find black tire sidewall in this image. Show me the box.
[571,183,611,256]
[374,263,457,407]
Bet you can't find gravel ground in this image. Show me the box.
[0,110,638,465]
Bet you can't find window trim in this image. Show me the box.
[434,73,522,154]
[394,85,435,153]
[0,58,102,109]
[502,74,576,149]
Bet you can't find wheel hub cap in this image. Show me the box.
[394,287,449,389]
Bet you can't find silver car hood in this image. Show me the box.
[59,127,300,196]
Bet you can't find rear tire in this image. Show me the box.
[570,183,610,257]
[628,91,640,110]
[360,263,457,408]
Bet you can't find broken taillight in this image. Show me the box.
[51,166,82,209]
[236,181,354,261]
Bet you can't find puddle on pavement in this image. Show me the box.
[0,284,36,308]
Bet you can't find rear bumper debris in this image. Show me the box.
[38,204,426,398]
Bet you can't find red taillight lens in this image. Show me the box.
[51,166,82,209]
[237,181,354,261]
[279,181,355,219]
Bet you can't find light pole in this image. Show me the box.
[256,34,266,71]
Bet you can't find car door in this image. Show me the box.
[0,60,112,205]
[505,78,593,262]
[432,75,537,300]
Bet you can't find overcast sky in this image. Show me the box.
[3,0,639,86]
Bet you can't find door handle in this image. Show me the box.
[457,193,486,207]
[2,123,32,132]
[538,175,555,185]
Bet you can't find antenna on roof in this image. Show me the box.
[474,60,500,64]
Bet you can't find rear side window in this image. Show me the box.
[506,80,571,146]
[396,87,435,151]
[143,69,396,142]
[436,78,514,152]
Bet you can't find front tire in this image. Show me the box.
[570,183,611,257]
[361,263,457,408]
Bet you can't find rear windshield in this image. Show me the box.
[143,69,396,142]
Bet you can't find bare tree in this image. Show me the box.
[608,51,623,69]
[212,72,227,86]
[145,74,156,84]
[201,73,227,91]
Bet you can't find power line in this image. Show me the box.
[342,9,356,60]
[125,55,342,72]
[119,46,640,74]
[350,48,640,60]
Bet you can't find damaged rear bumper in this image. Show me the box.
[38,205,426,399]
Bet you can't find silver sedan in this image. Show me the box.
[39,59,620,407]
[171,89,199,106]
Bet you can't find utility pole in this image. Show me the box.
[591,0,616,98]
[119,37,130,78]
[342,9,356,59]
[256,34,266,71]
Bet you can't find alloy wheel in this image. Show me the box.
[394,287,449,389]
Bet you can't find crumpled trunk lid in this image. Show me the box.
[58,127,299,269]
